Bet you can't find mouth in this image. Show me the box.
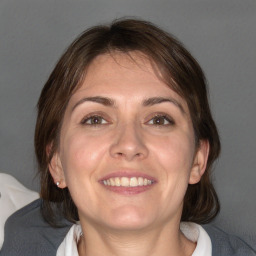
[102,177,155,187]
[99,172,156,195]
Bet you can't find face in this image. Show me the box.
[50,52,209,232]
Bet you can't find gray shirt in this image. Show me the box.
[0,199,255,256]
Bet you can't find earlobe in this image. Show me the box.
[189,140,210,184]
[48,151,67,189]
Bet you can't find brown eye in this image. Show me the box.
[81,115,107,125]
[148,115,174,126]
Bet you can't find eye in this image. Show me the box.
[81,115,108,125]
[147,114,174,126]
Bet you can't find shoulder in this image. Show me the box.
[0,173,39,250]
[203,224,256,256]
[0,173,39,219]
[0,199,72,256]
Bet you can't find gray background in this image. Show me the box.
[0,0,255,249]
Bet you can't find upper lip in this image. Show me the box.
[99,170,157,182]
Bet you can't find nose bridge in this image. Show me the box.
[109,119,148,161]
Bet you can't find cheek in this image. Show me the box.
[148,133,195,216]
[60,131,108,180]
[151,132,195,172]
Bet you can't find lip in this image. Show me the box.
[99,170,157,195]
[101,185,154,195]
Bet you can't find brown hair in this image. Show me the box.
[35,18,220,226]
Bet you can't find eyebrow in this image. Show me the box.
[72,96,115,112]
[72,96,185,114]
[143,97,185,114]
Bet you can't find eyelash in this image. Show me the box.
[80,114,109,126]
[80,113,175,127]
[146,114,175,126]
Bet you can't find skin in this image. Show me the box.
[49,52,209,256]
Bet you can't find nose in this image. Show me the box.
[109,122,149,161]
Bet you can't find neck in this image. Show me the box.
[78,221,196,256]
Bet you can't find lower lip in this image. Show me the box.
[100,184,154,195]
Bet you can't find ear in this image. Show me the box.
[189,140,210,184]
[48,147,67,189]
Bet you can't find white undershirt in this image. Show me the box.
[57,222,212,256]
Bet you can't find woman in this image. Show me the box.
[35,18,220,256]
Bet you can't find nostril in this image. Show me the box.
[109,132,149,160]
[113,152,125,158]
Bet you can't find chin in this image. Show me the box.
[104,205,154,231]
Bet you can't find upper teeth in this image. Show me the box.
[103,177,153,187]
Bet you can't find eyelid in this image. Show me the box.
[145,113,175,126]
[81,116,107,125]
[80,112,111,125]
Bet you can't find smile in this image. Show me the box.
[102,177,154,187]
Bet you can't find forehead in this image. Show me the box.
[67,52,190,118]
[75,52,177,97]
[85,52,158,83]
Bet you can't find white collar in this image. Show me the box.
[57,222,212,256]
[180,222,212,256]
